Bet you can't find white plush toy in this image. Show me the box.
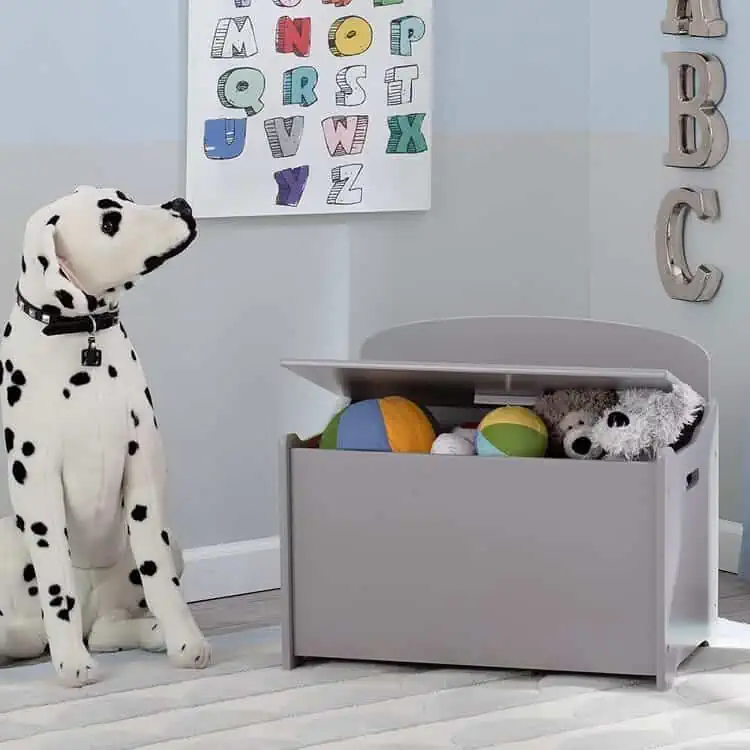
[0,186,210,687]
[431,426,476,455]
[592,381,705,461]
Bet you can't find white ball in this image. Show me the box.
[431,433,475,456]
[452,426,477,443]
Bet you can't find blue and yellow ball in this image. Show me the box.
[475,406,548,458]
[320,396,436,453]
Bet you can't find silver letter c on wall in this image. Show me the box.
[655,187,723,302]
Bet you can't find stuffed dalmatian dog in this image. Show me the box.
[0,186,210,687]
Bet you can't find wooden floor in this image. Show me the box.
[191,572,750,636]
[719,571,750,622]
[190,587,280,636]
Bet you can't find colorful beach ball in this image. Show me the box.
[475,406,548,458]
[320,396,436,453]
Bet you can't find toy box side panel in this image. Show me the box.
[289,449,660,677]
[656,401,718,689]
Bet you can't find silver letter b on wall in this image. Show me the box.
[663,52,728,169]
[655,187,723,302]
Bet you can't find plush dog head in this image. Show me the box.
[18,186,197,313]
[591,381,705,461]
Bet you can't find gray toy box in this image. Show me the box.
[279,316,718,689]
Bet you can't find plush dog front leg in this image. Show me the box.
[123,400,210,670]
[7,458,100,686]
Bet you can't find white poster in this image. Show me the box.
[185,0,433,218]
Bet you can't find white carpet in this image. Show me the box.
[4,621,750,748]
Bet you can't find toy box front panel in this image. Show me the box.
[289,448,660,677]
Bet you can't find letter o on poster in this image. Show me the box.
[329,16,374,57]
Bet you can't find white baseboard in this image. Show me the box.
[720,519,743,575]
[181,536,280,603]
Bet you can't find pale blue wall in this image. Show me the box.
[0,0,589,143]
[347,0,591,349]
[3,1,744,555]
[590,0,750,136]
[0,0,591,550]
[431,0,589,133]
[0,0,351,548]
[587,1,750,566]
[0,1,182,144]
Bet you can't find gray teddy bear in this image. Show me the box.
[534,389,618,460]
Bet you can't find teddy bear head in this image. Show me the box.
[534,388,617,460]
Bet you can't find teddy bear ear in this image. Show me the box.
[533,391,565,425]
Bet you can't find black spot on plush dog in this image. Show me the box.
[0,186,209,687]
[5,361,27,408]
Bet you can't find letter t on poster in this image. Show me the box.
[185,0,434,218]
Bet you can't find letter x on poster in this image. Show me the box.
[185,0,434,218]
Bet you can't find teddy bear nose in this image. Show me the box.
[572,436,592,455]
[607,411,630,428]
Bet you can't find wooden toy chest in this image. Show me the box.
[279,316,718,689]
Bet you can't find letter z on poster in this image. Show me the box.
[185,0,434,218]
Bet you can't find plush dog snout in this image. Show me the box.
[572,436,592,455]
[607,411,630,428]
[161,198,193,218]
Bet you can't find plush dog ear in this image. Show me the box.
[25,214,96,313]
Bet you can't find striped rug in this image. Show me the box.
[3,621,750,748]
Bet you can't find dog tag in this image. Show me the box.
[81,336,102,367]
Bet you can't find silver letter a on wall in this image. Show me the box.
[661,0,727,37]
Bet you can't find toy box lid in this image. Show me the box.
[280,359,678,405]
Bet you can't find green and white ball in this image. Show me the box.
[475,406,548,457]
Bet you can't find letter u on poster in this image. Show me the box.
[185,0,434,218]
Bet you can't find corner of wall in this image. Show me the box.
[585,0,594,320]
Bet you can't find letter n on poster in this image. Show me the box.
[185,0,434,218]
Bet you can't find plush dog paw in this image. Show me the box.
[167,632,211,669]
[54,648,101,687]
[87,614,167,654]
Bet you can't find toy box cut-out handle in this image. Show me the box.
[686,469,700,491]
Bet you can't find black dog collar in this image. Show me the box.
[16,285,119,337]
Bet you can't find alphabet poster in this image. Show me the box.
[185,0,433,218]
